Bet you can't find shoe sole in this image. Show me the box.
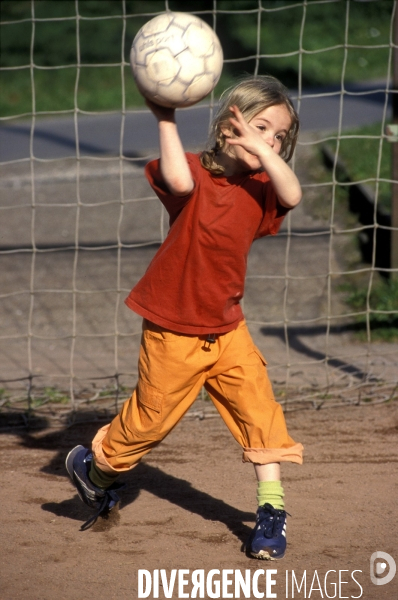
[250,549,285,561]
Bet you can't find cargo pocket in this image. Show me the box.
[136,379,163,438]
[253,347,267,366]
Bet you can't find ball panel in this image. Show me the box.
[183,24,215,58]
[145,48,181,85]
[168,11,204,29]
[185,73,216,101]
[176,51,206,84]
[204,47,224,82]
[133,64,159,96]
[157,80,191,105]
[139,12,174,37]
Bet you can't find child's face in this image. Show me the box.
[249,104,292,155]
[221,103,292,174]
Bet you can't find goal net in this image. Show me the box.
[0,0,397,426]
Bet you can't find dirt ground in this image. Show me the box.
[0,398,397,600]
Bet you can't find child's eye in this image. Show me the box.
[256,125,266,132]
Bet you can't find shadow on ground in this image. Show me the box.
[260,323,388,381]
[10,421,255,543]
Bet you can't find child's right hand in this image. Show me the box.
[145,99,176,122]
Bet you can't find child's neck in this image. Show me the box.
[215,151,240,176]
[216,149,255,177]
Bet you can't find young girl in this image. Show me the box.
[66,75,304,560]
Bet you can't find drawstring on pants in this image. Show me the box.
[203,333,217,350]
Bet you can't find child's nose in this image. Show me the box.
[265,134,274,147]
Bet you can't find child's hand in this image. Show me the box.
[145,99,176,122]
[225,105,269,157]
[223,104,302,208]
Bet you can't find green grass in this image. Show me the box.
[305,121,396,342]
[329,123,392,213]
[30,387,70,407]
[0,66,147,117]
[225,0,392,86]
[0,388,11,406]
[341,279,398,341]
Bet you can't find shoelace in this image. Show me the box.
[80,484,125,531]
[259,503,289,538]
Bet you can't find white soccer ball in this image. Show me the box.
[130,11,223,108]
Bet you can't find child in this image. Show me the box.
[66,75,304,560]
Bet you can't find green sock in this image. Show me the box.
[89,459,119,489]
[257,480,284,510]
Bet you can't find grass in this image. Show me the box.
[303,120,397,343]
[341,279,398,342]
[0,388,11,406]
[30,387,70,408]
[226,0,392,86]
[328,123,392,213]
[0,66,147,117]
[322,122,396,342]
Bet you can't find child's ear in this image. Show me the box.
[221,125,232,138]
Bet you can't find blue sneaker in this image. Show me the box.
[246,503,288,560]
[65,445,123,530]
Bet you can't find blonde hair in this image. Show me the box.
[200,75,299,174]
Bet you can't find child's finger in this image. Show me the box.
[229,105,247,123]
[225,137,240,145]
[228,117,241,131]
[229,114,251,133]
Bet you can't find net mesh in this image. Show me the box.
[0,0,397,427]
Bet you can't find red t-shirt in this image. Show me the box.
[125,153,289,334]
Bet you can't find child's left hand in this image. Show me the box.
[224,105,302,209]
[225,105,269,157]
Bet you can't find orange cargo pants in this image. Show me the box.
[92,319,303,474]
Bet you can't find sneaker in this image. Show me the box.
[65,445,123,530]
[245,503,288,560]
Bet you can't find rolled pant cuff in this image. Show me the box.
[242,443,304,465]
[92,424,131,475]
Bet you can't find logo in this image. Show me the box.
[370,551,396,586]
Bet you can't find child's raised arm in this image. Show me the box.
[146,100,194,197]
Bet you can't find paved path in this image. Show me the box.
[0,82,391,162]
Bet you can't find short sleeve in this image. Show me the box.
[145,153,200,225]
[254,179,291,239]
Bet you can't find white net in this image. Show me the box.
[0,0,397,426]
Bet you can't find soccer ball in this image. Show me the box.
[130,11,223,108]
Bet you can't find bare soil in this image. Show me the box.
[0,399,397,600]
